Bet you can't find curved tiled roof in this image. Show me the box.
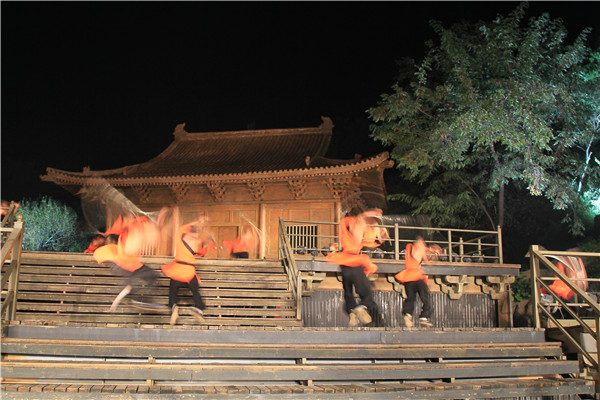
[41,117,393,187]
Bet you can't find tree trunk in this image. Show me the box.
[498,184,505,229]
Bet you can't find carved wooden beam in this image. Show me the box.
[206,181,226,201]
[300,271,327,296]
[131,184,152,205]
[247,180,265,201]
[288,179,306,200]
[475,276,515,300]
[168,183,189,203]
[435,275,470,300]
[386,275,407,298]
[326,177,353,199]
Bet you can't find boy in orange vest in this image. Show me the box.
[394,237,435,327]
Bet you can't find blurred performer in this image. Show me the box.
[394,237,434,327]
[1,200,19,218]
[541,248,588,302]
[223,224,260,259]
[326,208,379,327]
[84,215,125,253]
[93,215,159,312]
[361,208,390,257]
[161,218,214,325]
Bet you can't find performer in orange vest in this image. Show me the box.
[326,208,379,327]
[161,219,214,325]
[223,224,259,259]
[540,249,588,301]
[93,215,159,312]
[394,237,434,327]
[361,208,390,258]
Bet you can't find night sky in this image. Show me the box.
[2,1,599,212]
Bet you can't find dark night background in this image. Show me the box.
[2,1,599,262]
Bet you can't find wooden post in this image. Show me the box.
[529,245,541,329]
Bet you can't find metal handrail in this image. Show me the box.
[282,219,503,263]
[1,214,25,323]
[529,245,600,379]
[278,218,301,320]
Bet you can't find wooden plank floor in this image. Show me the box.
[1,378,595,399]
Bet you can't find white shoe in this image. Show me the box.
[352,306,372,325]
[403,313,413,327]
[109,286,131,312]
[348,312,359,327]
[189,306,205,323]
[169,305,179,326]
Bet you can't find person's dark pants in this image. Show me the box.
[341,265,376,314]
[402,279,432,318]
[168,275,205,310]
[126,264,158,287]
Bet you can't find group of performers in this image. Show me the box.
[325,207,439,328]
[86,208,258,325]
[85,200,588,330]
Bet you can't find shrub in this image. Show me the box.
[18,196,88,252]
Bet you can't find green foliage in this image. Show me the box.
[368,2,600,235]
[18,196,88,252]
[511,270,532,302]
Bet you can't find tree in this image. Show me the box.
[18,196,89,252]
[367,3,600,235]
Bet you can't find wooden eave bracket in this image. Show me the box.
[435,275,470,300]
[168,182,189,203]
[247,180,266,201]
[300,271,327,296]
[207,181,226,201]
[132,184,152,204]
[386,275,407,298]
[475,276,516,300]
[288,179,307,200]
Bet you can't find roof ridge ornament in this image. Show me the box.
[319,116,334,132]
[173,122,188,139]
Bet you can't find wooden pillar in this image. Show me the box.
[259,203,266,259]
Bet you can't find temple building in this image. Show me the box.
[41,117,394,258]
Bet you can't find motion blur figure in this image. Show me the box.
[93,214,160,312]
[326,208,379,327]
[161,217,215,325]
[223,223,260,259]
[394,237,435,327]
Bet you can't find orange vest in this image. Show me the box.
[361,226,381,248]
[541,262,574,300]
[93,241,143,272]
[325,216,378,275]
[161,224,200,283]
[394,243,428,285]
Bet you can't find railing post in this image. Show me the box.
[447,230,452,261]
[296,271,302,321]
[4,216,24,322]
[497,225,503,264]
[529,245,541,329]
[459,237,464,262]
[394,223,399,260]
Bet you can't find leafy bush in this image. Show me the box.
[18,196,88,252]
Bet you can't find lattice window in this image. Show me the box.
[286,224,318,255]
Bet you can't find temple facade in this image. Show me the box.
[42,117,393,258]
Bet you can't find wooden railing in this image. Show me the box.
[1,203,24,323]
[278,217,302,320]
[282,218,503,263]
[529,245,600,388]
